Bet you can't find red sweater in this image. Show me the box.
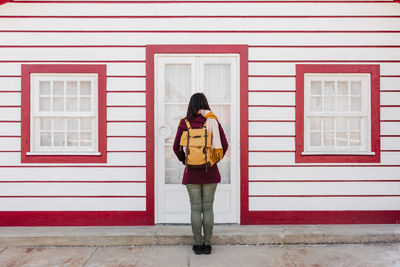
[173,114,229,184]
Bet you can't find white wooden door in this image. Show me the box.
[155,54,240,224]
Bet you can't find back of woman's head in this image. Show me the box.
[186,93,211,121]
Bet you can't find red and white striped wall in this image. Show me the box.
[0,0,399,226]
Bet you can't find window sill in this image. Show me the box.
[26,152,101,156]
[301,151,375,156]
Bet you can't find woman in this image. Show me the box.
[173,93,229,255]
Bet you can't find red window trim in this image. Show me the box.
[295,64,380,163]
[21,64,107,163]
[146,45,249,225]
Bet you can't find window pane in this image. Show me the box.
[67,118,78,130]
[323,132,334,146]
[323,117,334,130]
[66,97,78,111]
[53,97,64,111]
[80,132,92,146]
[218,146,230,184]
[80,97,91,111]
[351,81,362,95]
[204,64,231,103]
[80,81,91,95]
[165,64,191,103]
[337,96,348,111]
[54,118,65,130]
[80,118,92,130]
[67,81,78,95]
[324,97,335,111]
[350,132,361,146]
[336,117,347,130]
[40,132,51,146]
[336,132,348,147]
[350,117,361,130]
[54,133,65,146]
[40,118,51,130]
[350,97,362,111]
[337,81,348,95]
[310,117,321,130]
[310,133,321,146]
[39,81,51,95]
[39,97,50,111]
[165,104,187,143]
[310,81,322,95]
[53,81,64,95]
[324,81,335,95]
[67,132,79,147]
[311,97,322,111]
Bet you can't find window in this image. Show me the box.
[295,65,380,163]
[21,65,107,163]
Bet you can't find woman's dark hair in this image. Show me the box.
[185,93,211,121]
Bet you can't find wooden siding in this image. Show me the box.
[0,0,399,223]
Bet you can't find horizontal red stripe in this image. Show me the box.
[381,135,400,137]
[0,180,146,183]
[0,76,20,78]
[381,150,400,152]
[0,60,146,63]
[249,135,295,137]
[0,211,153,226]
[381,105,400,107]
[249,120,295,122]
[382,90,400,92]
[249,179,400,182]
[0,91,21,93]
[107,91,145,93]
[249,150,295,152]
[243,210,400,225]
[0,165,145,167]
[0,106,20,108]
[2,30,400,33]
[0,195,145,198]
[107,120,145,123]
[108,151,146,153]
[249,164,400,167]
[250,60,400,63]
[0,121,21,123]
[0,135,21,138]
[107,136,146,138]
[249,194,400,197]
[381,120,400,122]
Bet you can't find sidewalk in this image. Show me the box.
[0,224,399,247]
[0,244,399,266]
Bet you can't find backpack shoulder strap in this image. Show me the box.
[184,119,191,130]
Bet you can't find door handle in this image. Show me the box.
[159,124,172,139]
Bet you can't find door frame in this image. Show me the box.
[146,45,249,225]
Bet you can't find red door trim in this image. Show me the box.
[146,44,249,225]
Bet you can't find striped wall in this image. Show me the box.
[0,0,399,224]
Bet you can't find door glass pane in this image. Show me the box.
[165,104,187,144]
[204,64,231,103]
[165,64,191,103]
[165,145,185,184]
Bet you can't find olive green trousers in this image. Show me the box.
[185,183,218,245]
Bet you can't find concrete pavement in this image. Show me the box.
[0,244,399,267]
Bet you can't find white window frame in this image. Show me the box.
[302,73,373,155]
[28,73,100,155]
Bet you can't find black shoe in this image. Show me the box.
[192,245,203,255]
[203,245,212,255]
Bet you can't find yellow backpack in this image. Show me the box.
[179,119,218,172]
